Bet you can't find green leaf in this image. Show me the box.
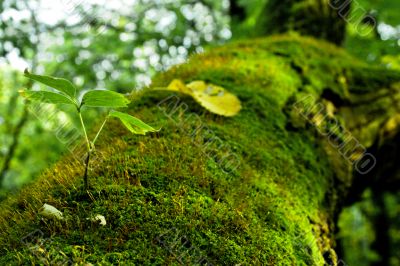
[24,69,77,98]
[109,110,159,135]
[82,90,130,108]
[19,90,77,105]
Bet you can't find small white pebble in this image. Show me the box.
[38,204,64,220]
[92,214,106,226]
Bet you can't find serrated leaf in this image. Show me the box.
[82,90,130,108]
[24,70,77,98]
[19,90,77,105]
[109,110,159,135]
[166,79,242,117]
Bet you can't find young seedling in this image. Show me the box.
[20,69,159,190]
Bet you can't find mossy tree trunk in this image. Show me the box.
[0,35,399,265]
[258,0,350,45]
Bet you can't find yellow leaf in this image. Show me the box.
[167,79,191,94]
[166,79,242,117]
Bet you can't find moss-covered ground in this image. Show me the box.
[1,34,399,265]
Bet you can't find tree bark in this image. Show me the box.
[0,35,399,265]
[258,0,350,45]
[229,0,246,21]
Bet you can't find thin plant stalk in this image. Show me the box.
[83,151,91,190]
[78,111,109,190]
[93,116,108,145]
[78,109,92,190]
[78,110,90,150]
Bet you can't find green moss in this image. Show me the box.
[0,35,399,265]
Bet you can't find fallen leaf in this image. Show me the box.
[167,79,191,94]
[166,79,241,117]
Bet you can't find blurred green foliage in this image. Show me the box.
[0,70,66,189]
[339,190,400,265]
[344,0,400,65]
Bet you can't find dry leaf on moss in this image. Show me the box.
[166,79,242,117]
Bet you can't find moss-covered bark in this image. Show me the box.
[0,35,399,265]
[258,0,350,44]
